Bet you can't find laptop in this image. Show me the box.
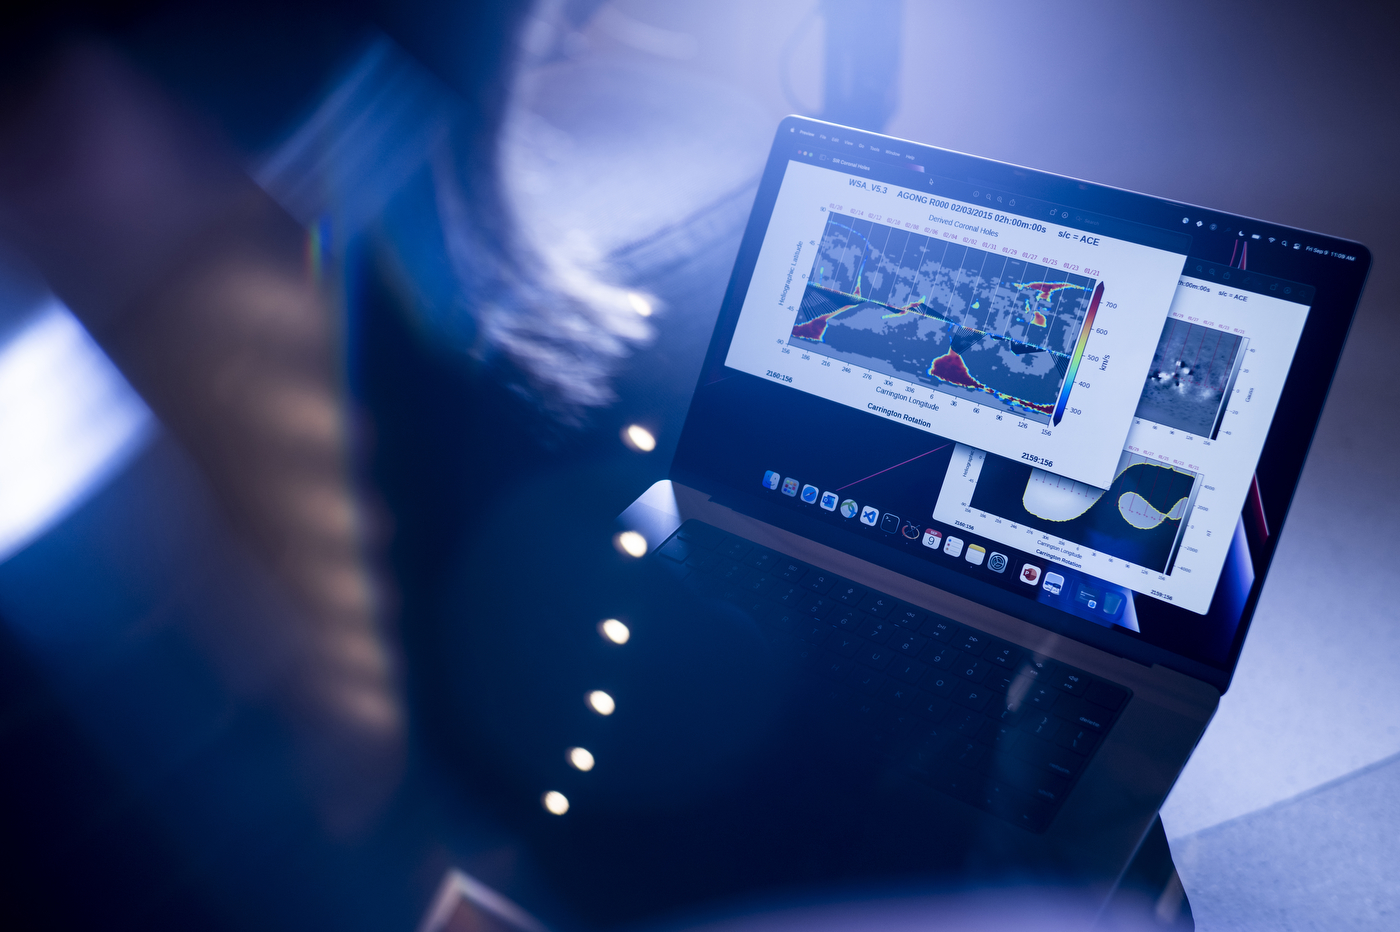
[511,114,1368,924]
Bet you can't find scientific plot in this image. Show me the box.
[790,213,1098,423]
[1134,318,1247,438]
[969,450,1201,573]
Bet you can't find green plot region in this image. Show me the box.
[968,451,1200,574]
[790,214,1095,422]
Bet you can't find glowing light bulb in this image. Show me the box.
[542,791,569,815]
[615,531,647,558]
[567,747,595,771]
[587,690,616,716]
[627,292,653,317]
[622,424,656,452]
[599,618,630,644]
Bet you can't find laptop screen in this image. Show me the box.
[673,116,1370,689]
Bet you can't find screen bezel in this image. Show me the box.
[671,115,1371,693]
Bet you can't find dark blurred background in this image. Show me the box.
[0,1,1396,930]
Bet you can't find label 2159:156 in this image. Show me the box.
[1021,452,1053,468]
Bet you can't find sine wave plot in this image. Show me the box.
[969,450,1202,573]
[1022,471,1107,521]
[790,213,1099,423]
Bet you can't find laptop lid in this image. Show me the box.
[671,115,1370,694]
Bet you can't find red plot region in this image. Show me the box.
[928,350,982,388]
[1019,281,1084,301]
[1018,397,1056,415]
[928,349,1056,416]
[1017,281,1084,329]
[790,304,859,342]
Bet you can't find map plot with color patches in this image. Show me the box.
[790,214,1098,422]
[968,450,1201,573]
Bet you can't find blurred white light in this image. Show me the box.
[0,301,154,564]
[598,618,630,644]
[586,690,615,716]
[542,790,570,815]
[615,531,648,558]
[622,424,656,452]
[626,292,653,317]
[595,7,699,61]
[567,747,595,771]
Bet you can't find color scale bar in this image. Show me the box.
[1051,282,1105,426]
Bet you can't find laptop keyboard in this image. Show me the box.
[654,520,1131,833]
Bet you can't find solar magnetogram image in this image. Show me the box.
[1134,318,1248,439]
[790,214,1098,422]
